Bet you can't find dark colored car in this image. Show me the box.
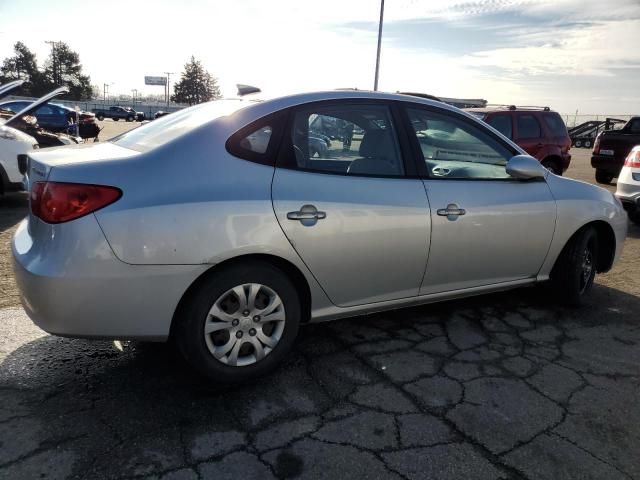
[0,100,100,139]
[591,117,640,184]
[93,106,137,122]
[154,110,171,119]
[125,107,145,122]
[465,106,572,175]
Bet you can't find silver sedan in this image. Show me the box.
[12,91,627,382]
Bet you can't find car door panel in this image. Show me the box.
[272,169,430,306]
[420,179,556,294]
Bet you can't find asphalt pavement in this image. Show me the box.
[0,147,639,479]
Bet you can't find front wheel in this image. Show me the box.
[174,262,301,383]
[96,114,104,121]
[595,169,614,184]
[551,226,598,306]
[126,115,134,122]
[112,117,119,122]
[542,159,562,176]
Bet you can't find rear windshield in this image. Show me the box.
[112,99,247,152]
[542,113,567,137]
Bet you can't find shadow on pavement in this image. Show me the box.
[1,283,639,479]
[0,193,28,233]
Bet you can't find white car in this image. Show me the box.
[0,81,36,195]
[615,145,640,224]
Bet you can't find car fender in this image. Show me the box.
[537,174,627,278]
[536,144,562,163]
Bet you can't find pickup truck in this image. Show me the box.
[92,106,137,122]
[591,116,640,184]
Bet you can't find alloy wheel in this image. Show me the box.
[579,245,594,294]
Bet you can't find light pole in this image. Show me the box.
[164,72,175,107]
[373,0,385,91]
[103,82,113,107]
[131,88,138,107]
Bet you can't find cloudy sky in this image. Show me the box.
[1,0,639,114]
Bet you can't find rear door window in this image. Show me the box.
[486,114,512,139]
[517,114,542,139]
[542,113,567,137]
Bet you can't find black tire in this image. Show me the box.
[595,169,614,184]
[113,117,119,122]
[551,226,599,306]
[575,139,582,148]
[97,114,104,121]
[629,210,640,226]
[584,140,592,148]
[542,159,562,176]
[174,261,301,383]
[126,115,134,122]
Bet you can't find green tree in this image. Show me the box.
[0,42,47,96]
[43,42,93,99]
[171,56,221,105]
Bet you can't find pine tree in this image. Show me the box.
[171,56,221,105]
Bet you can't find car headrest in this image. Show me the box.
[359,129,395,159]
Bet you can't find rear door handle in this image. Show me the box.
[287,204,326,226]
[437,203,466,220]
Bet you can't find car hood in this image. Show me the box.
[0,123,37,145]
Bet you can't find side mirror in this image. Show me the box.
[506,155,546,180]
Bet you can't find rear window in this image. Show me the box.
[112,99,247,152]
[542,113,567,137]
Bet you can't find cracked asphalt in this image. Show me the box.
[1,149,639,479]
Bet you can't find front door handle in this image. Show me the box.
[437,203,466,221]
[287,204,326,226]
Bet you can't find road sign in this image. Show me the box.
[145,76,167,86]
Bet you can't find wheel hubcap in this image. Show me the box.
[203,283,286,367]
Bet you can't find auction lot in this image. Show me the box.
[1,125,639,479]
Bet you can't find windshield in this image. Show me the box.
[112,99,248,151]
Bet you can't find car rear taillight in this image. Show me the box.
[31,182,121,224]
[624,148,640,168]
[592,134,601,154]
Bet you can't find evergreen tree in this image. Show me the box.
[43,42,93,99]
[171,56,221,105]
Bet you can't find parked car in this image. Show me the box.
[125,107,145,122]
[465,105,571,175]
[92,106,136,122]
[0,100,100,139]
[615,146,640,224]
[154,110,171,119]
[0,115,36,196]
[591,117,640,184]
[13,91,627,382]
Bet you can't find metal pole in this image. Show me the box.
[164,72,174,107]
[373,0,385,91]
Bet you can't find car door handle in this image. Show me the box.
[287,205,326,224]
[437,204,466,219]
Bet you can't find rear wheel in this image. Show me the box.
[595,169,614,184]
[584,139,592,148]
[551,226,598,306]
[575,139,582,148]
[175,262,301,383]
[97,114,104,121]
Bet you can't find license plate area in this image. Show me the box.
[600,149,614,156]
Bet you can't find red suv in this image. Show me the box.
[465,106,572,175]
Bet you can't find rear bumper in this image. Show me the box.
[11,217,208,340]
[615,184,640,214]
[591,155,623,174]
